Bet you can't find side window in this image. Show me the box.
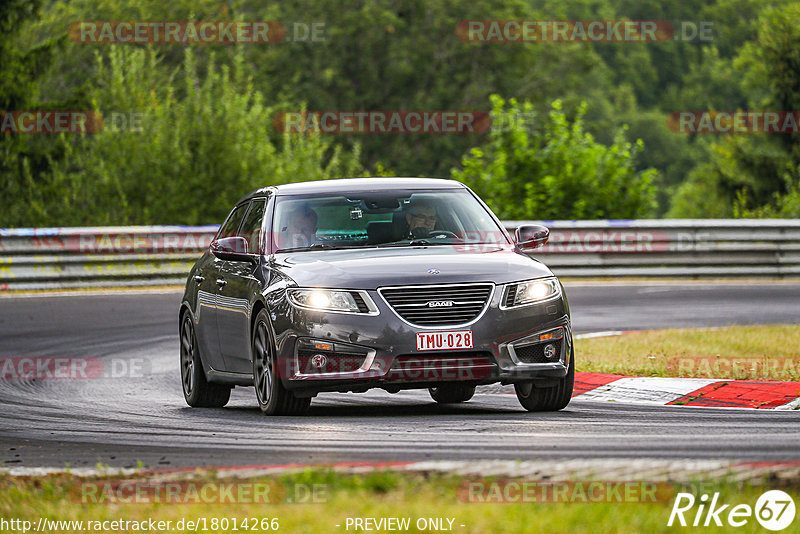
[238,199,266,254]
[217,202,250,240]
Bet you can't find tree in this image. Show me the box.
[0,0,75,225]
[12,47,362,226]
[452,95,657,219]
[669,3,800,217]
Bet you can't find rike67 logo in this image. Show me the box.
[668,490,796,531]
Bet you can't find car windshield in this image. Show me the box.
[272,189,508,252]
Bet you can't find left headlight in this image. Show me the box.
[287,288,378,314]
[502,277,561,308]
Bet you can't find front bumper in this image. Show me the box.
[271,284,572,395]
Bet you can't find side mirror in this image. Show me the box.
[515,225,549,250]
[210,237,254,262]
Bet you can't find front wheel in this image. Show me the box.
[429,384,476,403]
[252,310,311,416]
[180,313,231,408]
[515,348,574,412]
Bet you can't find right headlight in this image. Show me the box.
[287,288,378,315]
[503,277,561,308]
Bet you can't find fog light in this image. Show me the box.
[543,344,557,360]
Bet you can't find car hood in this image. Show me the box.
[273,246,553,289]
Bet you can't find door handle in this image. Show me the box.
[216,278,227,288]
[193,275,205,283]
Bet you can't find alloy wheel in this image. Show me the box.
[254,321,273,405]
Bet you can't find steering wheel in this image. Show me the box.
[426,229,459,239]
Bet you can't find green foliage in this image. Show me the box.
[0,0,75,225]
[7,47,361,226]
[453,96,657,220]
[239,0,615,179]
[670,3,800,218]
[667,162,738,218]
[3,0,800,224]
[733,169,800,218]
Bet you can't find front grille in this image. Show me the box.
[514,339,562,364]
[387,351,496,381]
[380,283,493,326]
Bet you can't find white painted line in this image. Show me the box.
[0,466,138,477]
[0,288,183,298]
[577,377,719,405]
[774,397,800,411]
[574,331,624,340]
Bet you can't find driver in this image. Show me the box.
[285,205,318,248]
[405,199,438,239]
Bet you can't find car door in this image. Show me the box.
[191,252,228,372]
[216,197,267,374]
[198,201,250,372]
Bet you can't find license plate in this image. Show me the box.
[416,330,473,351]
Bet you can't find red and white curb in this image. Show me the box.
[573,372,800,409]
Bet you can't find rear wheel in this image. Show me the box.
[429,384,476,404]
[252,310,311,415]
[515,348,574,412]
[180,313,231,407]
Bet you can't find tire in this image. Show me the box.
[514,347,574,412]
[180,313,231,408]
[429,384,476,404]
[252,309,311,416]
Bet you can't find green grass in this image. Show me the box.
[575,325,800,380]
[1,470,799,533]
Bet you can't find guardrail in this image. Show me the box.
[0,226,219,291]
[507,219,800,278]
[1,220,798,290]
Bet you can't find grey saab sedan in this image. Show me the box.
[179,178,574,415]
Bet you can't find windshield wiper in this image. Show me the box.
[377,240,450,247]
[278,243,362,252]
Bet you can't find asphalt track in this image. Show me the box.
[1,282,799,469]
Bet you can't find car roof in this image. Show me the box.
[241,177,465,201]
